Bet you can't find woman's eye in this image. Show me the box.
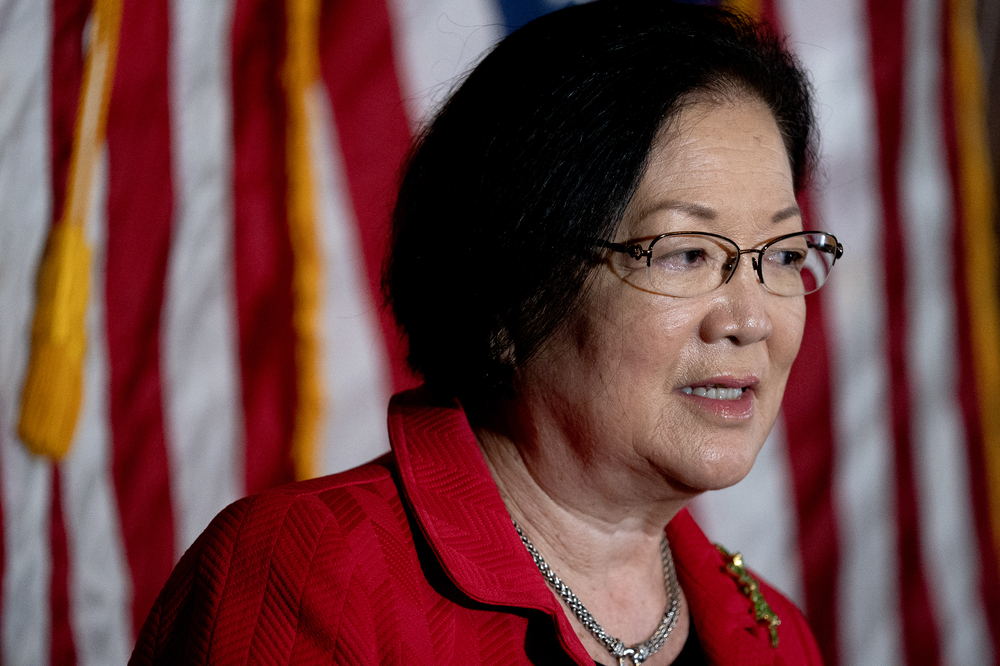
[654,248,709,271]
[768,249,806,269]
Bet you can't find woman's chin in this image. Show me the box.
[662,444,762,494]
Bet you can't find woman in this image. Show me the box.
[132,2,842,664]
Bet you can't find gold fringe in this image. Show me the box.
[950,0,1000,563]
[18,0,124,459]
[284,0,324,480]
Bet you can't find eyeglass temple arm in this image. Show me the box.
[596,238,646,260]
[806,238,845,261]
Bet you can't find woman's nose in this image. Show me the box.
[700,257,773,346]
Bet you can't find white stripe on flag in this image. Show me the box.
[692,419,805,607]
[308,84,392,475]
[64,149,133,666]
[387,0,504,127]
[0,461,52,665]
[164,0,244,551]
[0,0,55,661]
[902,0,993,661]
[778,0,905,663]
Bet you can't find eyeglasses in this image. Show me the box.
[599,230,844,298]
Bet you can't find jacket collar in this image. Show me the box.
[388,390,783,664]
[388,390,556,609]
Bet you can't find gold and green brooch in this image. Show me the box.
[716,545,781,648]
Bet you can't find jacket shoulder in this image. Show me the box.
[130,456,408,665]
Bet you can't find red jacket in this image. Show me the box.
[131,391,823,665]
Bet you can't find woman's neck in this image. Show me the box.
[473,403,693,549]
[475,426,692,666]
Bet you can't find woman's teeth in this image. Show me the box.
[681,386,744,400]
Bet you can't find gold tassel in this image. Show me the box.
[19,225,91,457]
[18,0,123,459]
[284,0,325,480]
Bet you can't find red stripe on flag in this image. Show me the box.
[48,0,88,657]
[758,0,781,34]
[940,0,1000,657]
[866,1,943,663]
[318,0,418,393]
[105,0,177,638]
[50,0,88,223]
[49,469,77,666]
[231,0,297,493]
[781,201,842,666]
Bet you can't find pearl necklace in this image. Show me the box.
[513,521,680,665]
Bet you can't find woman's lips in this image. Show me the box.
[678,377,757,418]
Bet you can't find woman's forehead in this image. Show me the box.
[622,100,798,238]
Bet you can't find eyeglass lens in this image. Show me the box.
[634,232,838,297]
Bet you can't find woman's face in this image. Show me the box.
[517,99,806,499]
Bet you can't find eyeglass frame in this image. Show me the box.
[597,229,844,298]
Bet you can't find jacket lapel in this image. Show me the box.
[388,391,596,665]
[669,510,784,665]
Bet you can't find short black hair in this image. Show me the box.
[384,0,816,406]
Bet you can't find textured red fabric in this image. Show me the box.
[130,390,823,665]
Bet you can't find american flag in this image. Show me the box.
[0,0,997,664]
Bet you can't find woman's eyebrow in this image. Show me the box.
[638,200,717,221]
[772,204,801,223]
[637,201,801,224]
